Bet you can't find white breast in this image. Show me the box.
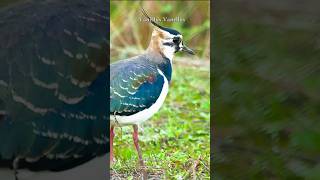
[110,69,169,126]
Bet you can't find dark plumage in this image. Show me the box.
[0,0,108,178]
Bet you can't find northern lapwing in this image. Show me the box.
[110,8,194,168]
[0,0,108,179]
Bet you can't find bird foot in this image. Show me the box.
[138,166,148,180]
[110,157,116,165]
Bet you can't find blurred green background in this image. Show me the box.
[214,0,320,179]
[111,1,210,179]
[110,1,210,62]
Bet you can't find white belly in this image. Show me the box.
[110,69,169,126]
[0,154,109,180]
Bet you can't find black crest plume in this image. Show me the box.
[140,7,181,36]
[141,7,165,30]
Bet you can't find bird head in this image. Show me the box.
[142,8,195,60]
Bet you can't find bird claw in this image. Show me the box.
[138,166,148,180]
[110,155,116,165]
[110,158,115,165]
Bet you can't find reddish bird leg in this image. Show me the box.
[133,125,145,167]
[110,126,115,164]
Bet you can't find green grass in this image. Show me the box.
[111,60,210,179]
[110,1,210,178]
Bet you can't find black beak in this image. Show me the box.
[181,44,195,55]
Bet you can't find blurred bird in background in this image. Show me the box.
[0,0,108,179]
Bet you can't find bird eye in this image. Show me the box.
[173,37,181,44]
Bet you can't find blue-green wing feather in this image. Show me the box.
[110,57,164,116]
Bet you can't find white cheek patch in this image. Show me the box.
[162,39,173,44]
[157,31,183,61]
[179,42,183,50]
[162,45,175,61]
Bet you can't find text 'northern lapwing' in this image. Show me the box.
[110,8,194,170]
